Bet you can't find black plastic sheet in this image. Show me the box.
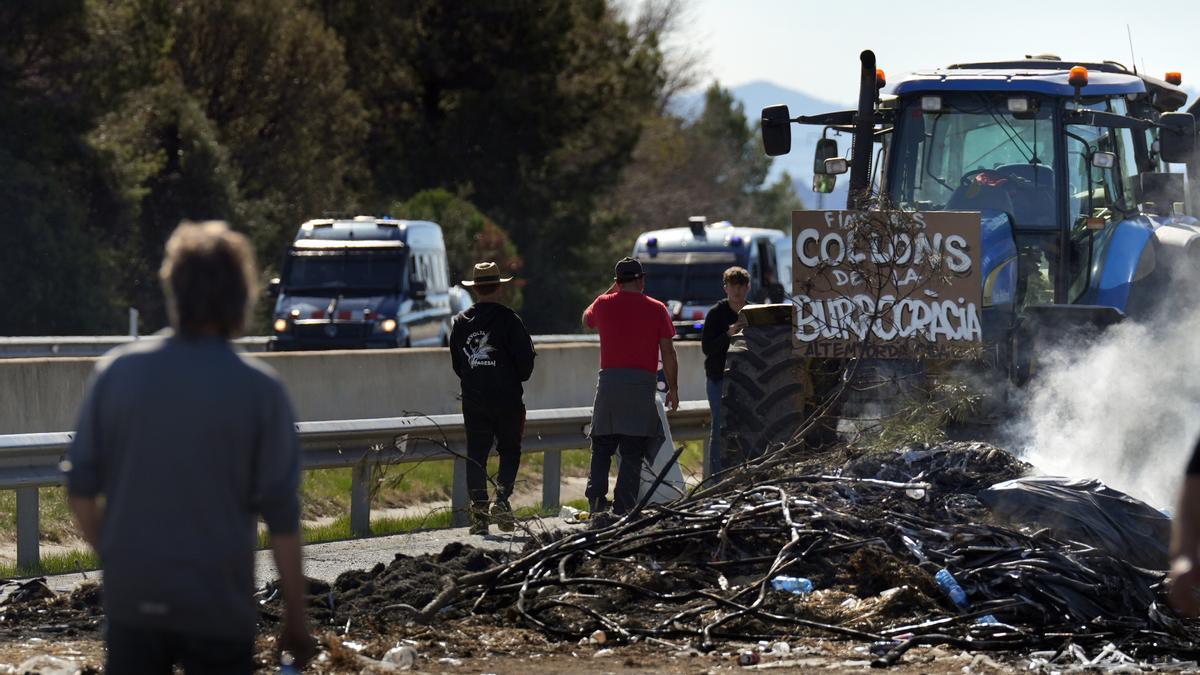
[978,476,1171,571]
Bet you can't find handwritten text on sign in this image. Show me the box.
[791,210,983,358]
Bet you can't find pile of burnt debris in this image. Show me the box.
[260,441,1197,669]
[3,441,1194,669]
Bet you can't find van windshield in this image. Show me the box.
[283,250,407,292]
[642,262,729,304]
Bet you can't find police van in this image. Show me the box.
[632,217,790,337]
[268,216,452,350]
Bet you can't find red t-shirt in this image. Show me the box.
[584,290,676,372]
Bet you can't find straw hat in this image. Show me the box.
[461,261,513,287]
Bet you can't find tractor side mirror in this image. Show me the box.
[761,104,792,156]
[814,138,839,174]
[267,277,281,298]
[1159,112,1197,163]
[813,138,844,193]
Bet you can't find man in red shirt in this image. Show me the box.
[582,257,679,517]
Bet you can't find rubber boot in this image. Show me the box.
[469,502,489,536]
[588,496,610,514]
[490,497,516,533]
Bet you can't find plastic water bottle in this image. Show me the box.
[934,568,969,609]
[770,575,814,595]
[279,653,299,674]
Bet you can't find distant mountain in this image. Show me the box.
[674,80,854,209]
[729,80,846,119]
[739,81,852,209]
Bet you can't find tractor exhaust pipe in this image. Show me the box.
[848,50,877,210]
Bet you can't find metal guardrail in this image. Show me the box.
[0,401,709,570]
[0,334,599,358]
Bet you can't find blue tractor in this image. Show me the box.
[719,51,1200,461]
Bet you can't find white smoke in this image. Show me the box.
[1006,302,1200,509]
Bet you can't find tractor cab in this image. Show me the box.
[763,54,1198,324]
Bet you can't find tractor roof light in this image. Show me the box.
[1166,71,1183,86]
[920,95,942,112]
[1068,66,1089,88]
[1090,151,1116,170]
[1007,96,1032,114]
[875,68,886,89]
[728,235,744,247]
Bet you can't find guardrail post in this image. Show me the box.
[702,437,711,481]
[350,462,371,537]
[542,450,561,511]
[451,457,469,528]
[16,487,39,571]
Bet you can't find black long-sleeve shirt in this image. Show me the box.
[701,299,739,379]
[450,302,536,403]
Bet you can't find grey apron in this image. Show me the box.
[591,368,665,451]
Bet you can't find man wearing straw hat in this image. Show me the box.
[450,262,536,536]
[582,257,679,519]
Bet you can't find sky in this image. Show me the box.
[655,0,1200,104]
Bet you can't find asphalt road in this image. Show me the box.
[30,522,570,597]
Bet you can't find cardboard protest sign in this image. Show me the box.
[791,210,982,358]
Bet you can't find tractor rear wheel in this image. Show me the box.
[719,306,841,467]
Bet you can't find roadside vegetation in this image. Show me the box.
[0,443,706,577]
[3,0,800,336]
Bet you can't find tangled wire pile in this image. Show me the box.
[332,441,1200,667]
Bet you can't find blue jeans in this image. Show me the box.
[706,376,723,476]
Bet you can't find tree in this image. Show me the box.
[166,0,369,262]
[86,80,241,326]
[392,189,524,309]
[0,0,125,333]
[76,0,370,331]
[603,83,802,264]
[317,0,666,330]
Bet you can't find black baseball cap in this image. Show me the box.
[614,257,644,282]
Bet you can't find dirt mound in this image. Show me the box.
[257,541,507,633]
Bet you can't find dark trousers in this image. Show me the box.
[463,398,525,506]
[586,434,653,515]
[106,621,253,675]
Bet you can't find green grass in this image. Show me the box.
[0,548,99,579]
[5,441,709,578]
[0,486,79,544]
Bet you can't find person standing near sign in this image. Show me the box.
[582,257,679,518]
[701,267,751,476]
[450,262,536,536]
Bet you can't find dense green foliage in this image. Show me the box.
[1,0,799,334]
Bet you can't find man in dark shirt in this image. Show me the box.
[582,257,679,518]
[66,221,315,674]
[450,262,536,536]
[701,266,751,476]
